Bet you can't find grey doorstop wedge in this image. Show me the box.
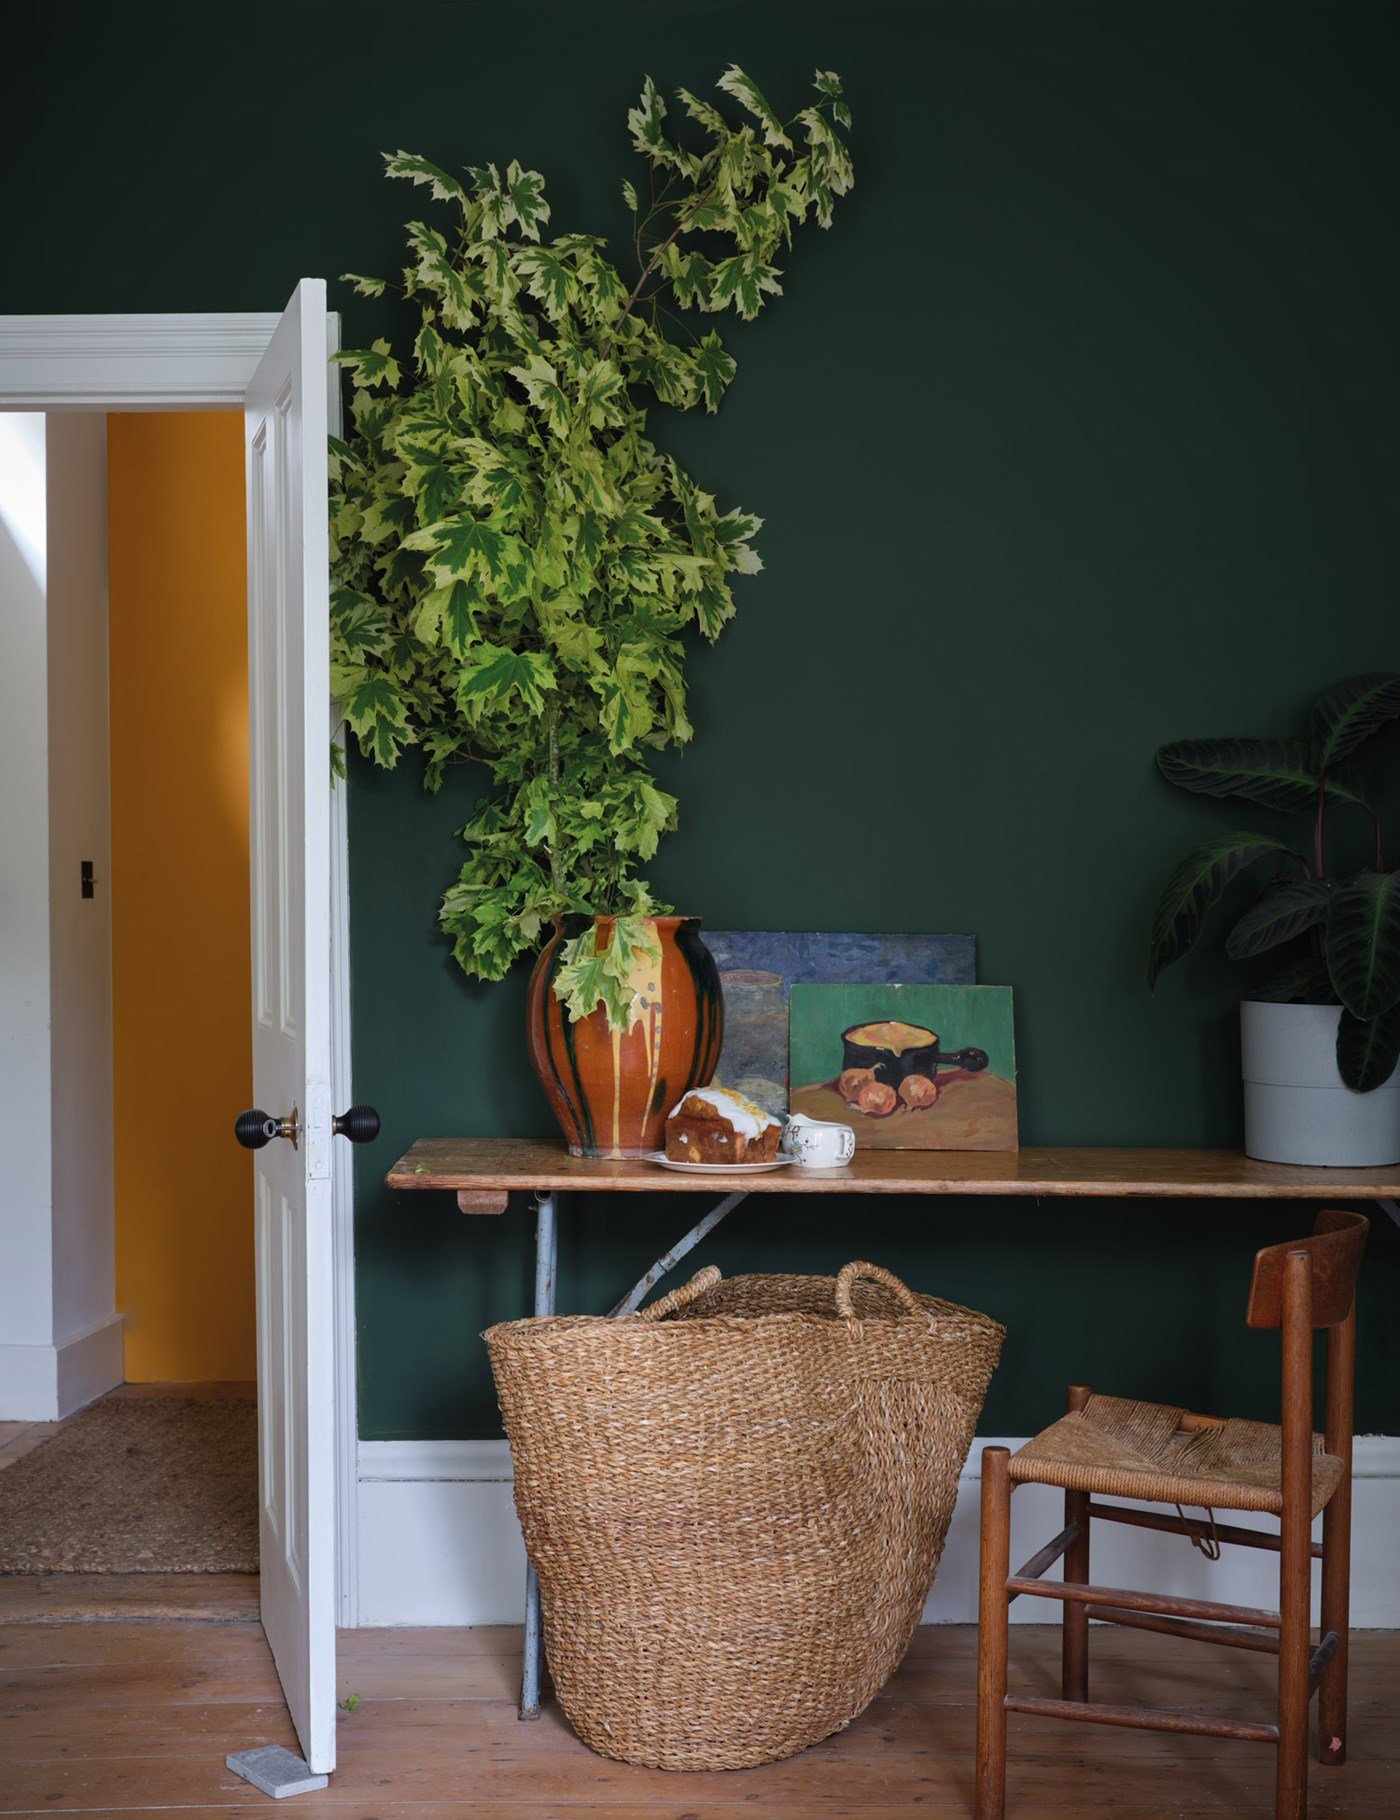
[226,1746,328,1799]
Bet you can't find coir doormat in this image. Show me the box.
[0,1396,258,1573]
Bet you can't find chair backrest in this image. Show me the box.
[1245,1208,1369,1330]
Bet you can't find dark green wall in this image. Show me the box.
[11,1,1397,1437]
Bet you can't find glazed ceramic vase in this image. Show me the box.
[526,915,723,1158]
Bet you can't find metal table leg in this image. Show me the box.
[609,1190,750,1316]
[518,1190,558,1720]
[1377,1198,1399,1234]
[517,1184,749,1718]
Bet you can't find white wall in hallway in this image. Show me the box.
[45,415,115,1348]
[0,412,122,1419]
[0,413,55,1362]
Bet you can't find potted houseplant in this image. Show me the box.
[1148,672,1400,1166]
[327,68,853,1154]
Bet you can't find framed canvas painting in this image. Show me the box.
[789,982,1017,1151]
[703,931,975,1117]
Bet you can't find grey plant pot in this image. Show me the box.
[1240,1000,1400,1167]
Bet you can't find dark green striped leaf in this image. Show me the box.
[1156,738,1361,812]
[1148,833,1297,990]
[1225,878,1335,960]
[1249,957,1333,1003]
[1311,672,1400,773]
[1325,870,1400,1019]
[1337,1004,1400,1093]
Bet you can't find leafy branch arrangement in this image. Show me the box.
[1148,673,1400,1089]
[328,67,852,1028]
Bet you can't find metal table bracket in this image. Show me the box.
[609,1190,750,1316]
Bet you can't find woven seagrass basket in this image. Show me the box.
[484,1259,1004,1770]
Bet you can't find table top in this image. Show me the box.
[385,1139,1400,1199]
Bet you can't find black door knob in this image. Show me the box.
[333,1105,381,1144]
[235,1109,282,1150]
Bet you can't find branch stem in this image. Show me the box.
[545,699,562,896]
[605,170,722,359]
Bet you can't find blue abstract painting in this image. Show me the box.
[702,930,976,1117]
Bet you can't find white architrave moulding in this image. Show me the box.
[0,314,284,410]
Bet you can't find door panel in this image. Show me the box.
[244,278,336,1775]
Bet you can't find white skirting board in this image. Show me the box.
[354,1434,1400,1630]
[0,1313,124,1422]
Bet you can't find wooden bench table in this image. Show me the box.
[385,1138,1400,1718]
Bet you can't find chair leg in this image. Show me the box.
[975,1446,1012,1820]
[1319,1304,1355,1770]
[1061,1485,1090,1700]
[1317,1477,1350,1766]
[1061,1385,1091,1702]
[1276,1516,1311,1819]
[1275,1251,1312,1820]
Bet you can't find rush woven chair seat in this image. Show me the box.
[975,1208,1368,1820]
[485,1260,1003,1771]
[1009,1393,1346,1517]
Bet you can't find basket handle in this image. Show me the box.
[635,1264,722,1322]
[835,1260,924,1320]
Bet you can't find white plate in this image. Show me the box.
[642,1151,796,1175]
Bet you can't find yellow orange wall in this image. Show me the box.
[107,413,255,1382]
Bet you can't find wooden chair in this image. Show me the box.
[974,1208,1368,1820]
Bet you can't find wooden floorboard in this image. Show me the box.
[0,1620,272,1668]
[0,1573,260,1625]
[0,1619,1396,1815]
[9,1808,1358,1820]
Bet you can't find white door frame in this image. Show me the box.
[0,311,359,1626]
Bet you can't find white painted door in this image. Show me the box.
[244,278,337,1775]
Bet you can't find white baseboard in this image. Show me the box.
[0,1312,123,1421]
[357,1441,522,1628]
[354,1434,1400,1630]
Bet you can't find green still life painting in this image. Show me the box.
[789,983,1018,1151]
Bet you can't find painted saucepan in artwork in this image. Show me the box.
[840,1020,989,1090]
